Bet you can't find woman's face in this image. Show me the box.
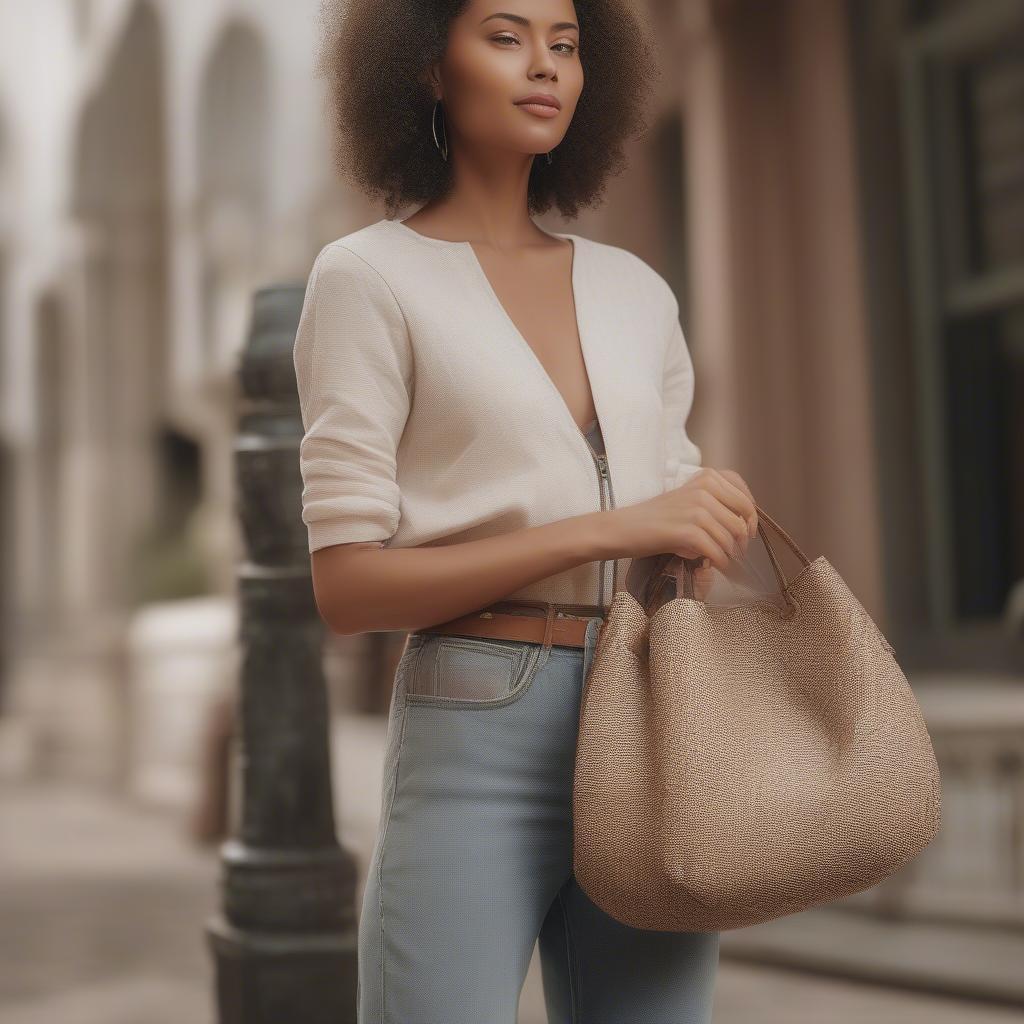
[433,0,583,159]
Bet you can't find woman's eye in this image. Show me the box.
[491,34,577,55]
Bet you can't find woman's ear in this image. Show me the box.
[419,64,441,96]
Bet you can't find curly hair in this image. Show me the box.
[314,0,661,219]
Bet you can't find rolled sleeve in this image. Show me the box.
[662,303,703,492]
[292,243,413,552]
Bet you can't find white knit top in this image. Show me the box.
[292,217,702,610]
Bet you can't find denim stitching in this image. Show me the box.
[547,649,586,662]
[558,886,581,1023]
[431,633,544,659]
[404,640,551,709]
[377,643,420,1022]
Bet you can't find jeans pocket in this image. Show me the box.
[404,634,549,708]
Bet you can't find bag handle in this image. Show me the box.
[635,502,811,615]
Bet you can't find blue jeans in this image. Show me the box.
[357,615,720,1023]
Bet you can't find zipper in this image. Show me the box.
[602,448,618,602]
[574,422,617,612]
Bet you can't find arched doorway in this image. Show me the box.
[65,0,171,784]
[194,19,270,592]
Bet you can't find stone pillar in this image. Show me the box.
[207,284,358,1021]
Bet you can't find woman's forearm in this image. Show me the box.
[312,510,613,635]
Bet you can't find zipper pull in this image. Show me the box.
[596,455,609,479]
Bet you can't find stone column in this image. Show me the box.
[207,283,357,1022]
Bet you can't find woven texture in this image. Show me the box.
[572,507,943,933]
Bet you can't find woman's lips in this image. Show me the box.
[515,101,560,119]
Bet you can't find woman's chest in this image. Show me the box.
[361,234,679,511]
[398,261,667,451]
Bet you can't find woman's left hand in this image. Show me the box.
[689,469,757,600]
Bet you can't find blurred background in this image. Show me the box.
[1,0,1023,1021]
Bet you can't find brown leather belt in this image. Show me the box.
[412,599,606,649]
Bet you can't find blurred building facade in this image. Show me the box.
[0,0,375,790]
[0,0,1021,996]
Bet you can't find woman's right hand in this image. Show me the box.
[605,468,758,573]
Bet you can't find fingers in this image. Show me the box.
[717,469,758,537]
[676,518,731,573]
[696,490,750,565]
[675,524,733,573]
[685,468,757,554]
[688,467,756,531]
[674,470,759,570]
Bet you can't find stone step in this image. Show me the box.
[719,906,1024,1008]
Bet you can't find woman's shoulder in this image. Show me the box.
[303,220,434,315]
[310,217,470,298]
[576,233,678,317]
[311,219,404,276]
[308,221,677,319]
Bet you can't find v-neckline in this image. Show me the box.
[389,218,601,444]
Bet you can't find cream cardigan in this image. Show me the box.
[292,217,702,610]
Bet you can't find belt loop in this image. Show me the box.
[542,603,555,653]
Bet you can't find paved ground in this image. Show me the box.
[1,713,1022,1023]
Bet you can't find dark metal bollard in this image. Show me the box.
[207,283,358,1022]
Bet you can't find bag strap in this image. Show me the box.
[626,502,811,615]
[750,502,812,571]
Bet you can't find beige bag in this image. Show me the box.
[573,501,942,932]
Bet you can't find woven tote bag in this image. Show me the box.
[573,501,942,932]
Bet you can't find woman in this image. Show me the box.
[298,1,758,1020]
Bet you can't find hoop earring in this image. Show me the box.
[432,99,448,162]
[546,150,554,165]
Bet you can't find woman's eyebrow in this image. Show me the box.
[479,12,579,31]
